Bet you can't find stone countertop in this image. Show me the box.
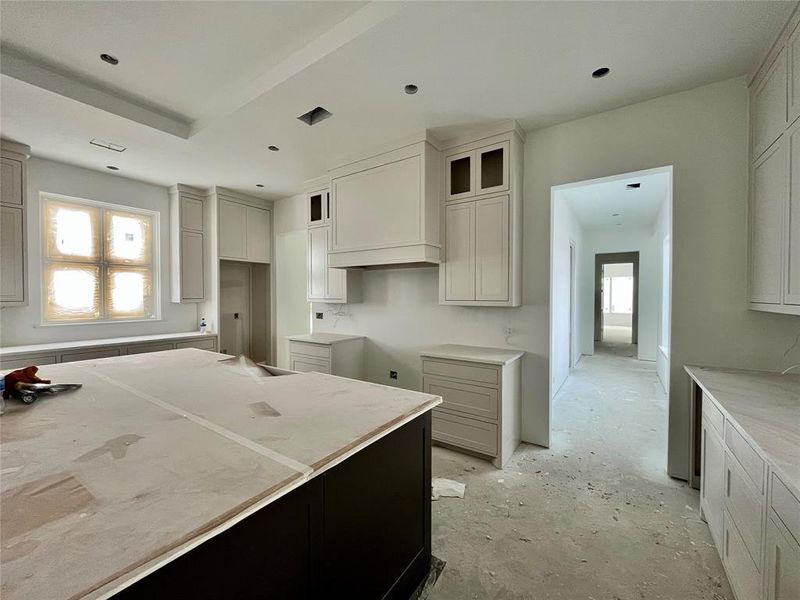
[420,344,525,366]
[685,365,800,496]
[287,332,365,345]
[0,331,216,356]
[0,349,440,600]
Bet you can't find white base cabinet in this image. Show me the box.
[287,333,364,379]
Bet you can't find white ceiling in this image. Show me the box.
[0,1,793,198]
[560,171,670,231]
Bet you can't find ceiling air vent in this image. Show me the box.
[297,106,332,126]
[90,139,126,152]
[626,182,641,189]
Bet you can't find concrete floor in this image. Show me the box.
[428,343,732,600]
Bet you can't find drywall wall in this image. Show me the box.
[551,194,584,395]
[578,228,660,361]
[655,194,672,392]
[274,193,309,369]
[0,157,198,346]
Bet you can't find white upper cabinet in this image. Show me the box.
[752,48,787,162]
[750,141,787,305]
[1,140,29,307]
[440,124,523,307]
[328,135,441,268]
[218,195,271,264]
[748,19,800,315]
[307,189,330,227]
[169,184,206,303]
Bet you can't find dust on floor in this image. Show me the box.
[428,345,731,600]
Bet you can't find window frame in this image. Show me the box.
[39,192,161,326]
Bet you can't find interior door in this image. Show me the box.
[445,202,475,301]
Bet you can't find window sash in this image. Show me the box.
[42,195,157,324]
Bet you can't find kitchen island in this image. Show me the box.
[0,349,441,599]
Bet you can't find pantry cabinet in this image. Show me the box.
[218,196,271,263]
[169,184,206,303]
[748,20,800,315]
[0,140,29,307]
[440,124,523,307]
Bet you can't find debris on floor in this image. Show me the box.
[432,478,466,500]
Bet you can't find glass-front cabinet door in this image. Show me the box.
[445,150,475,201]
[477,141,509,196]
[307,189,330,226]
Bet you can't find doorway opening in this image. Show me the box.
[595,252,639,350]
[219,260,271,362]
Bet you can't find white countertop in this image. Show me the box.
[0,349,440,600]
[1,331,216,356]
[685,365,800,497]
[287,332,365,345]
[420,344,525,365]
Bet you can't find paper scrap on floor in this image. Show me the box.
[431,478,465,500]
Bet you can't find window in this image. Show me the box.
[42,194,158,323]
[602,275,633,314]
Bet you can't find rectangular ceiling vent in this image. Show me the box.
[90,139,126,152]
[297,106,333,126]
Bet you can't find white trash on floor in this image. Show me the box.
[431,477,466,500]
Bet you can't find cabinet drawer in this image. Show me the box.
[725,452,765,567]
[723,510,763,600]
[290,356,331,374]
[175,338,216,351]
[702,398,725,437]
[422,359,498,385]
[725,422,765,493]
[771,473,800,544]
[1,354,58,371]
[126,343,175,355]
[432,409,498,457]
[290,341,331,360]
[424,376,498,421]
[61,348,121,364]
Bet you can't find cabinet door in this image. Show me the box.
[750,140,787,304]
[0,205,25,304]
[444,202,475,301]
[308,191,325,226]
[445,150,475,201]
[789,24,800,126]
[752,48,788,161]
[308,226,328,300]
[245,206,271,263]
[476,141,510,196]
[0,157,23,205]
[785,120,800,304]
[475,195,510,302]
[701,416,725,548]
[180,196,203,232]
[765,516,800,600]
[219,200,247,259]
[327,266,347,302]
[180,231,204,300]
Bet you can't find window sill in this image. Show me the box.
[37,317,163,328]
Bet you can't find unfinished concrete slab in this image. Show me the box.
[429,344,732,600]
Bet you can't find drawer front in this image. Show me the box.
[61,348,121,364]
[290,356,331,374]
[703,398,725,437]
[126,343,175,355]
[1,354,58,371]
[771,473,800,544]
[723,510,763,600]
[432,409,498,457]
[725,422,765,493]
[175,338,216,351]
[725,452,765,567]
[290,341,331,360]
[766,516,800,600]
[422,359,498,385]
[424,376,498,420]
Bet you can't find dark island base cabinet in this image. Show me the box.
[114,413,432,600]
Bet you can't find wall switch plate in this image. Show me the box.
[315,312,323,319]
[389,370,398,380]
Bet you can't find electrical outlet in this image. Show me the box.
[315,312,323,319]
[389,370,398,380]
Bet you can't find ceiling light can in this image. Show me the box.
[591,67,610,79]
[404,84,419,95]
[100,53,119,65]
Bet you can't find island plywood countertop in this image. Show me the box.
[0,349,441,600]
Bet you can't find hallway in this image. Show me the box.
[429,348,731,600]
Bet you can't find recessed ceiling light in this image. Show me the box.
[626,182,641,189]
[256,184,264,188]
[616,223,622,226]
[106,165,119,171]
[612,213,620,217]
[100,53,119,66]
[268,145,279,152]
[592,67,610,79]
[404,83,419,95]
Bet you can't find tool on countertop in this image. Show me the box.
[1,366,82,414]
